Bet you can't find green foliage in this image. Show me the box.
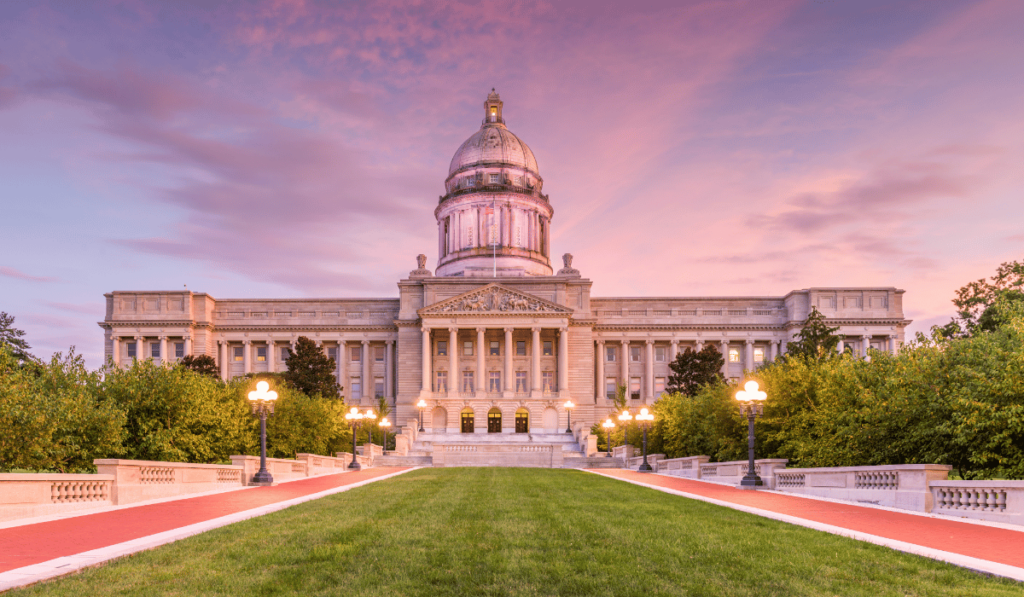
[177,354,220,378]
[0,346,125,473]
[657,384,745,462]
[256,383,352,458]
[98,360,254,463]
[784,307,841,361]
[666,345,725,396]
[0,311,35,363]
[284,336,342,400]
[945,260,1024,336]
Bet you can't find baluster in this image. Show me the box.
[997,490,1007,512]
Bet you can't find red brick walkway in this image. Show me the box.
[0,468,406,574]
[594,470,1024,570]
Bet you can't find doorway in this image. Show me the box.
[461,407,474,433]
[487,408,502,433]
[515,408,529,433]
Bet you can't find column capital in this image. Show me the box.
[503,327,515,334]
[449,327,459,335]
[531,326,541,333]
[559,326,569,334]
[360,339,369,345]
[158,335,167,341]
[217,339,223,346]
[596,339,605,346]
[476,326,486,334]
[745,338,754,345]
[385,339,395,346]
[889,334,898,339]
[243,339,251,345]
[645,338,654,346]
[621,339,630,345]
[421,325,430,334]
[670,339,679,346]
[862,334,871,340]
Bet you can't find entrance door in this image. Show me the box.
[487,408,502,433]
[461,408,474,433]
[515,408,529,433]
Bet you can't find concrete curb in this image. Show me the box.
[0,467,419,593]
[585,469,1024,583]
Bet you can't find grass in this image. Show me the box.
[12,468,1024,596]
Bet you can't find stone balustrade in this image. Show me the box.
[658,455,711,479]
[95,459,243,505]
[656,457,788,488]
[626,454,666,470]
[612,445,635,461]
[930,481,1024,525]
[433,443,564,468]
[773,464,951,511]
[296,453,352,476]
[229,455,311,483]
[0,474,115,523]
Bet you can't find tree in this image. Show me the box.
[666,345,725,396]
[0,312,34,363]
[177,354,220,379]
[942,260,1024,336]
[283,336,342,400]
[784,307,841,360]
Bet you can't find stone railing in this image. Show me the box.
[773,464,951,512]
[658,456,711,479]
[0,474,115,523]
[626,454,666,470]
[95,459,244,505]
[230,456,311,484]
[656,457,788,488]
[296,453,351,476]
[930,481,1024,525]
[612,445,635,461]
[432,444,564,468]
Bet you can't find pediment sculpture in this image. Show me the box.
[423,284,572,314]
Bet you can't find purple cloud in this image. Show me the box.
[1,267,57,283]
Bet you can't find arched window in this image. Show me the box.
[461,407,474,433]
[487,407,502,433]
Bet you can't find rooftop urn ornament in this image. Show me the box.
[602,418,616,456]
[564,400,575,433]
[417,399,428,432]
[635,407,655,472]
[345,407,364,470]
[247,381,279,485]
[735,380,768,488]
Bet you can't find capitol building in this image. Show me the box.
[100,91,910,439]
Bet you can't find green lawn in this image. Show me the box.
[13,468,1023,596]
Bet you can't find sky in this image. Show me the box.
[1,0,1022,369]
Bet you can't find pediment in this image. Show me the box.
[419,284,573,316]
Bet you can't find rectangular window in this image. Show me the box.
[256,346,267,362]
[351,378,361,399]
[174,343,184,359]
[655,377,666,396]
[463,341,473,357]
[516,340,526,356]
[543,341,553,356]
[436,371,448,392]
[327,347,338,362]
[351,346,361,362]
[754,348,765,363]
[489,371,501,392]
[489,173,500,184]
[606,378,617,400]
[127,342,137,358]
[462,371,474,393]
[281,347,291,362]
[630,346,641,362]
[729,349,740,363]
[234,346,243,362]
[515,371,528,393]
[655,346,666,362]
[437,341,447,356]
[149,343,159,358]
[606,346,616,362]
[630,377,641,399]
[374,378,384,398]
[489,341,500,356]
[375,346,385,362]
[542,371,555,393]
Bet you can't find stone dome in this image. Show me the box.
[447,90,540,179]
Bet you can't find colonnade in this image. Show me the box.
[109,334,192,366]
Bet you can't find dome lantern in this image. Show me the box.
[483,88,504,125]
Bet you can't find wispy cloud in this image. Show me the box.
[1,266,57,283]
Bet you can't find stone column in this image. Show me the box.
[889,335,898,355]
[218,340,227,381]
[862,335,871,359]
[670,339,679,363]
[362,340,372,402]
[720,340,729,376]
[385,340,395,399]
[339,339,347,391]
[620,340,630,389]
[745,339,754,372]
[111,335,120,366]
[421,327,431,393]
[837,337,845,354]
[243,340,251,375]
[558,327,569,395]
[645,339,655,401]
[531,327,541,393]
[769,340,779,362]
[595,340,605,402]
[267,338,275,373]
[476,327,486,396]
[503,327,514,394]
[135,335,144,361]
[159,336,168,365]
[449,327,460,397]
[184,335,192,357]
[696,340,704,352]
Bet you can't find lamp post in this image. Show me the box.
[736,380,767,488]
[364,408,377,446]
[564,400,575,433]
[417,399,427,432]
[379,417,391,456]
[345,407,364,470]
[636,407,654,472]
[602,418,615,456]
[617,409,633,456]
[247,381,279,485]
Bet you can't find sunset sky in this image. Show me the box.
[2,0,1022,368]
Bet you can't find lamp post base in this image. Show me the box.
[252,470,275,485]
[637,463,653,472]
[348,461,361,470]
[739,475,764,488]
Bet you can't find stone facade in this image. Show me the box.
[99,91,911,436]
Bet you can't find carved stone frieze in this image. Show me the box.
[420,284,572,315]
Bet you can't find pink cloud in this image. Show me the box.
[0,266,57,283]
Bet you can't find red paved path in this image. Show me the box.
[0,468,407,573]
[594,469,1024,569]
